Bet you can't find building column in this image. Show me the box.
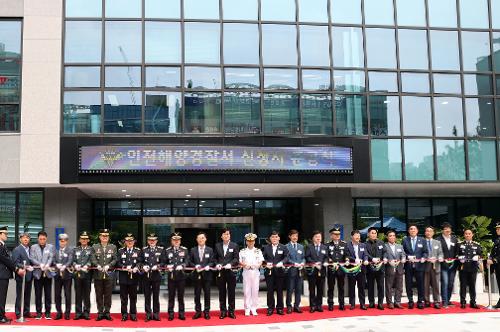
[314,188,353,242]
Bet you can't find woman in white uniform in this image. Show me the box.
[239,233,264,316]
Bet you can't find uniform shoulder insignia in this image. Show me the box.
[158,246,164,249]
[143,246,148,250]
[473,241,480,245]
[181,246,187,249]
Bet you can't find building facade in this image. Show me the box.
[1,0,500,248]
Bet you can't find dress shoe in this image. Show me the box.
[83,314,90,320]
[130,314,137,321]
[204,312,210,320]
[316,307,323,312]
[339,305,345,311]
[286,307,292,314]
[328,304,334,311]
[228,311,236,319]
[245,309,250,316]
[219,311,227,319]
[293,307,302,313]
[388,303,394,309]
[251,309,258,316]
[168,313,174,321]
[74,315,82,320]
[434,303,441,309]
[178,313,185,320]
[35,313,42,320]
[408,302,414,309]
[24,313,33,318]
[350,305,356,310]
[425,302,431,308]
[395,303,403,309]
[494,300,500,309]
[267,309,273,316]
[377,304,384,310]
[55,313,63,320]
[277,309,284,315]
[369,303,375,309]
[65,313,70,320]
[309,307,316,313]
[121,314,128,321]
[96,314,103,321]
[192,312,202,320]
[0,318,12,324]
[460,303,466,309]
[45,313,52,320]
[360,305,367,310]
[105,313,113,321]
[417,303,424,309]
[153,313,160,321]
[470,303,480,309]
[145,314,151,322]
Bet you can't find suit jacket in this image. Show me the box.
[424,239,444,272]
[383,242,406,274]
[262,243,289,278]
[189,246,215,281]
[30,243,55,280]
[12,244,33,282]
[436,234,459,270]
[402,236,428,272]
[286,242,305,277]
[214,242,240,268]
[0,242,16,280]
[305,243,328,276]
[54,245,74,280]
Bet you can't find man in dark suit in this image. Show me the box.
[435,222,459,308]
[305,230,328,313]
[262,230,289,316]
[53,233,74,320]
[365,227,385,310]
[214,228,239,319]
[346,230,369,310]
[189,232,214,320]
[285,229,305,314]
[0,226,26,324]
[12,233,34,319]
[116,233,142,321]
[402,224,429,309]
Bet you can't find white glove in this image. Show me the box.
[195,264,202,271]
[82,265,88,272]
[354,258,361,265]
[363,260,369,266]
[472,255,479,262]
[60,265,66,272]
[132,267,138,273]
[383,258,388,264]
[420,257,426,264]
[56,263,62,269]
[104,265,110,272]
[75,264,82,271]
[126,265,133,272]
[408,255,416,262]
[152,265,158,271]
[459,256,466,263]
[39,263,46,270]
[97,265,103,271]
[275,262,284,268]
[26,266,34,272]
[323,262,329,267]
[166,265,174,271]
[401,258,407,264]
[216,264,222,270]
[294,262,301,268]
[143,265,150,272]
[438,257,444,263]
[372,257,380,263]
[204,265,210,271]
[175,265,183,271]
[315,262,322,269]
[429,257,436,263]
[266,262,273,269]
[224,264,232,270]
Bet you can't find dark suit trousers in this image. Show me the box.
[74,278,91,315]
[348,271,366,305]
[0,279,8,319]
[167,278,185,314]
[217,270,236,312]
[194,276,211,313]
[286,267,303,309]
[366,269,384,305]
[308,269,325,309]
[265,272,285,310]
[327,268,345,305]
[495,264,500,303]
[385,269,403,304]
[424,267,440,303]
[459,270,477,304]
[15,277,32,316]
[405,265,424,304]
[54,276,72,314]
[120,283,138,315]
[143,279,160,314]
[34,276,52,314]
[94,278,113,314]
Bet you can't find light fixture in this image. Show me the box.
[314,203,320,206]
[253,188,260,192]
[186,194,191,197]
[184,199,189,202]
[442,101,449,105]
[201,200,206,203]
[125,194,131,198]
[188,188,193,191]
[239,199,244,202]
[121,189,127,193]
[255,200,260,203]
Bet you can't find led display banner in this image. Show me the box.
[79,145,353,174]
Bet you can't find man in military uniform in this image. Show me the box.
[141,233,164,322]
[262,231,289,316]
[305,230,328,313]
[53,233,74,320]
[487,222,500,308]
[164,232,189,321]
[326,227,347,311]
[72,231,93,320]
[91,229,117,321]
[116,234,141,321]
[457,228,482,309]
[365,227,385,310]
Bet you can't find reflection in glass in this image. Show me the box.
[298,0,328,22]
[334,70,365,92]
[433,74,461,94]
[371,139,402,181]
[302,69,331,90]
[401,73,429,93]
[105,66,141,88]
[185,23,220,64]
[330,0,362,24]
[428,0,457,27]
[494,32,500,72]
[0,105,19,131]
[465,98,495,137]
[402,96,432,136]
[434,97,463,137]
[364,0,394,25]
[184,67,221,89]
[145,67,181,88]
[145,0,181,19]
[368,72,398,93]
[300,25,330,66]
[65,66,100,88]
[184,92,221,133]
[264,69,297,90]
[224,92,261,134]
[493,0,500,29]
[65,21,101,63]
[404,139,434,180]
[302,94,332,135]
[222,0,258,20]
[0,59,20,102]
[407,199,431,227]
[369,96,400,136]
[468,140,497,180]
[104,91,142,133]
[184,0,219,20]
[66,0,102,17]
[63,91,101,134]
[365,29,396,69]
[355,199,380,232]
[332,27,364,68]
[262,24,297,66]
[460,0,489,29]
[263,93,300,135]
[105,22,142,63]
[225,68,260,89]
[398,29,428,70]
[382,199,406,230]
[335,94,367,136]
[463,74,493,95]
[223,24,259,65]
[145,22,181,63]
[145,92,182,133]
[436,140,465,180]
[105,0,141,18]
[461,32,491,72]
[0,21,21,58]
[430,30,459,71]
[396,0,426,26]
[261,0,296,22]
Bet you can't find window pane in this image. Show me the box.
[436,140,465,180]
[184,0,219,19]
[65,21,102,63]
[398,29,428,70]
[18,192,44,243]
[302,69,331,90]
[432,199,455,228]
[407,199,431,228]
[335,94,367,136]
[264,68,297,90]
[371,139,402,181]
[0,21,21,58]
[199,200,224,216]
[105,22,142,63]
[433,74,461,94]
[369,95,400,136]
[465,98,495,137]
[173,200,197,216]
[401,73,430,93]
[184,92,221,133]
[396,0,426,26]
[461,32,491,72]
[298,0,328,22]
[226,199,253,216]
[263,93,300,135]
[222,0,258,20]
[145,67,181,88]
[103,91,142,133]
[66,0,102,17]
[145,92,182,133]
[64,66,100,88]
[459,0,489,29]
[145,0,181,19]
[382,199,406,231]
[225,67,260,89]
[469,140,497,180]
[430,30,460,71]
[434,97,464,137]
[495,33,500,72]
[463,74,493,95]
[402,96,432,136]
[105,0,141,18]
[302,94,332,135]
[333,70,365,92]
[493,0,500,29]
[300,25,330,66]
[0,61,19,102]
[223,23,259,65]
[330,0,362,24]
[185,66,221,89]
[428,0,457,27]
[143,200,171,216]
[0,192,16,247]
[364,0,394,25]
[355,199,380,233]
[224,92,261,134]
[404,139,434,180]
[63,91,101,134]
[145,22,181,63]
[185,23,220,64]
[105,66,141,88]
[262,24,297,66]
[0,105,19,131]
[365,28,396,69]
[332,27,364,68]
[261,0,296,21]
[368,71,398,93]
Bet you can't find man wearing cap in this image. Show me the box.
[72,231,94,320]
[365,227,386,310]
[30,230,54,320]
[0,226,26,324]
[326,227,348,311]
[141,232,164,322]
[12,232,34,319]
[285,229,305,314]
[116,233,142,321]
[239,233,264,316]
[53,233,74,320]
[164,232,189,321]
[457,228,482,309]
[91,229,117,321]
[487,222,500,308]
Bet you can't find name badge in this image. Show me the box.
[121,254,126,258]
[434,246,439,249]
[321,250,326,254]
[168,253,173,258]
[144,253,149,257]
[360,248,365,252]
[132,253,138,257]
[277,250,283,255]
[340,250,344,254]
[155,252,161,256]
[472,246,477,250]
[473,251,476,255]
[63,253,68,257]
[397,248,402,252]
[460,245,466,249]
[340,247,345,250]
[417,244,423,248]
[44,250,50,254]
[179,252,185,257]
[329,246,334,250]
[205,253,210,258]
[297,250,302,254]
[378,245,383,249]
[229,249,234,253]
[107,254,112,258]
[450,243,455,246]
[76,252,81,256]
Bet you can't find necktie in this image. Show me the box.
[412,238,416,251]
[316,245,320,254]
[199,247,204,261]
[223,245,227,256]
[427,240,432,254]
[294,243,297,251]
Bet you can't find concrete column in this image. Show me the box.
[314,188,353,242]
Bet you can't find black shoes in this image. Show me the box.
[328,304,334,311]
[408,302,414,309]
[395,303,403,309]
[267,309,273,316]
[55,313,63,320]
[369,303,375,309]
[153,313,160,321]
[470,303,480,309]
[277,309,284,315]
[0,318,12,324]
[228,311,236,319]
[104,313,113,321]
[293,307,303,313]
[377,304,384,310]
[192,312,202,320]
[168,313,174,321]
[309,307,316,313]
[204,312,210,320]
[316,307,323,313]
[178,313,185,320]
[130,314,137,321]
[219,311,227,319]
[460,303,466,309]
[74,314,81,320]
[145,314,151,322]
[339,304,345,311]
[350,305,356,310]
[286,307,292,314]
[121,314,128,321]
[434,303,441,309]
[96,313,103,321]
[360,305,367,310]
[417,303,424,309]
